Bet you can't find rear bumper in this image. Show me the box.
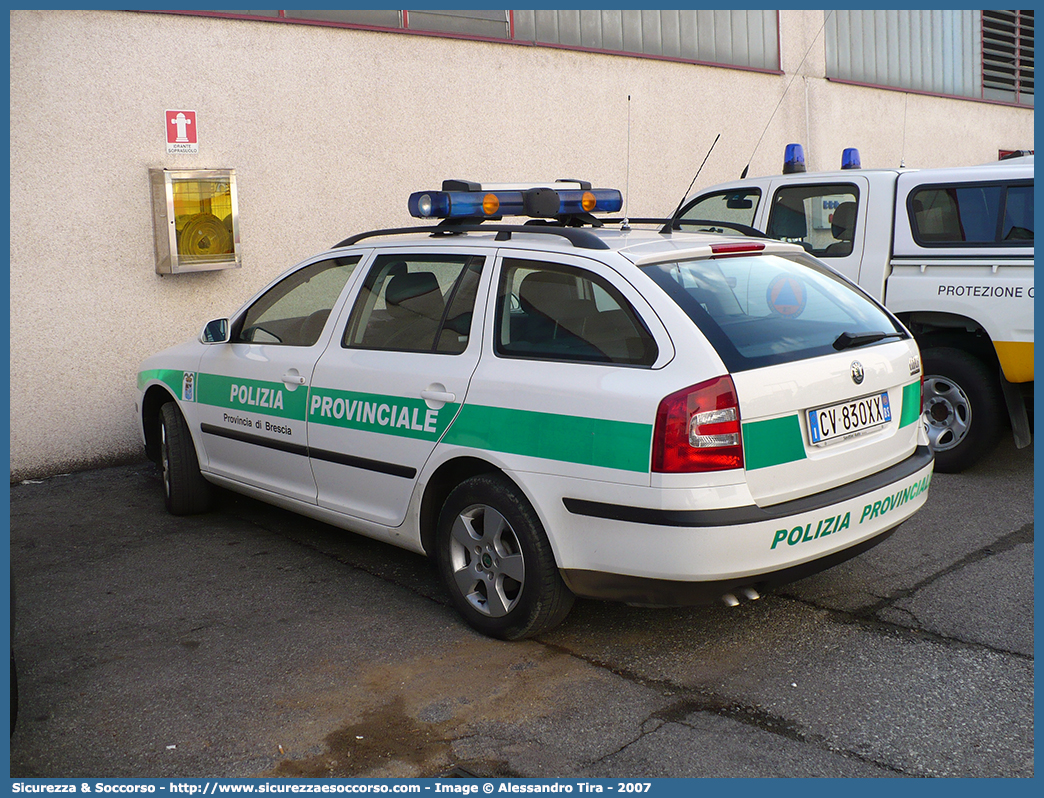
[561,522,899,606]
[557,446,934,604]
[565,446,933,527]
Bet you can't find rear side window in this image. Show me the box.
[909,181,1033,245]
[343,254,484,353]
[1003,185,1034,241]
[766,184,860,258]
[495,258,657,366]
[641,253,906,372]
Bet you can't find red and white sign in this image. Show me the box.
[166,110,198,154]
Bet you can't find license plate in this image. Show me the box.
[807,392,891,445]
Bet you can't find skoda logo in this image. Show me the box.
[851,361,865,385]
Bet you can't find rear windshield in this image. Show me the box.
[642,253,907,372]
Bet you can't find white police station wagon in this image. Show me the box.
[137,180,933,639]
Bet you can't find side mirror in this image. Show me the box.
[200,318,230,344]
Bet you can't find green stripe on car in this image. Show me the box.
[742,381,923,471]
[196,373,308,421]
[899,381,922,428]
[742,415,807,471]
[137,368,185,396]
[308,387,459,441]
[143,371,923,475]
[443,404,653,473]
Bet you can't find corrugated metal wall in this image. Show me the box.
[513,10,779,69]
[209,9,781,71]
[826,10,982,99]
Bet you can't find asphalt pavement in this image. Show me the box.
[7,437,1033,778]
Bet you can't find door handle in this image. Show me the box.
[421,389,456,404]
[282,372,307,386]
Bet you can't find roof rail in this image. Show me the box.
[334,224,611,250]
[603,217,766,238]
[667,218,768,238]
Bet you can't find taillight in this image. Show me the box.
[652,376,743,473]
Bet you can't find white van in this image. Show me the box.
[678,150,1033,472]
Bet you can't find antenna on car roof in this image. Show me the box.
[622,94,632,231]
[661,133,720,234]
[899,92,909,167]
[738,10,833,179]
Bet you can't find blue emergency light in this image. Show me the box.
[841,147,861,169]
[408,180,623,221]
[782,143,806,174]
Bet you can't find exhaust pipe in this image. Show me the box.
[721,587,761,607]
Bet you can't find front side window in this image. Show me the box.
[642,253,906,371]
[343,254,484,354]
[495,259,657,366]
[909,181,1034,245]
[679,189,762,234]
[767,184,860,258]
[233,256,360,346]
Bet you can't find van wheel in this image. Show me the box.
[922,347,1002,473]
[436,474,574,640]
[159,402,213,515]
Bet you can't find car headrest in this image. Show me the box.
[830,202,857,239]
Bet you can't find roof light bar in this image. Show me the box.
[408,180,623,221]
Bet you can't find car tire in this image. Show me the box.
[922,347,1003,473]
[436,474,574,640]
[159,402,213,515]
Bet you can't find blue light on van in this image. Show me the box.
[842,148,861,169]
[783,143,806,174]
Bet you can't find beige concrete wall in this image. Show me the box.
[9,9,1034,480]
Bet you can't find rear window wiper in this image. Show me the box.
[833,331,905,351]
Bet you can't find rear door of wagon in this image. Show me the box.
[640,248,925,507]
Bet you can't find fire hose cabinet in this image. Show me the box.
[150,168,241,274]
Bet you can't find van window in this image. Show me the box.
[909,181,1033,245]
[679,189,761,231]
[766,184,860,258]
[1002,184,1034,242]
